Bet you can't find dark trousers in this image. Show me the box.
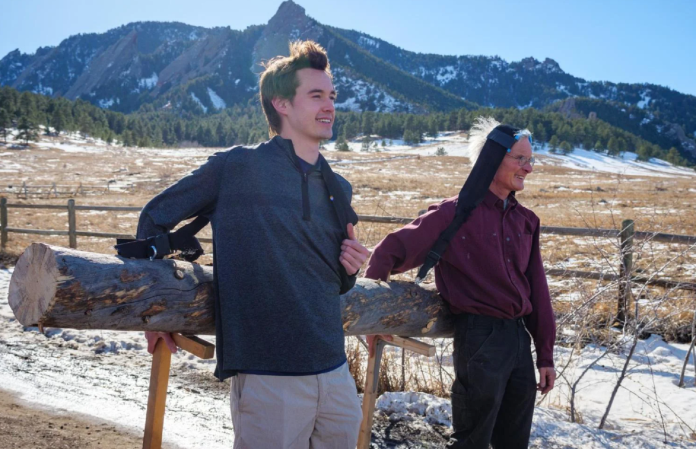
[446,313,537,449]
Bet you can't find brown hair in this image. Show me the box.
[259,40,332,137]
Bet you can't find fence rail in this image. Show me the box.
[1,198,695,307]
[7,181,128,199]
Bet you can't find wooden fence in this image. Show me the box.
[1,198,695,319]
[7,181,133,199]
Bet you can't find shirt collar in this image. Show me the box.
[482,189,518,211]
[272,135,321,173]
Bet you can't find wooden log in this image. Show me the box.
[9,243,455,338]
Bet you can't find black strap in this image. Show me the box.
[487,128,517,150]
[415,211,467,283]
[115,215,209,261]
[319,154,358,233]
[414,126,514,283]
[319,154,360,293]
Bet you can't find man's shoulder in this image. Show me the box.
[513,200,540,225]
[211,140,275,164]
[431,196,458,216]
[415,196,457,224]
[333,172,352,189]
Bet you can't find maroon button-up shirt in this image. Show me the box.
[364,190,556,368]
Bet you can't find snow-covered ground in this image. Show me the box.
[2,268,695,448]
[323,132,696,178]
[2,129,693,180]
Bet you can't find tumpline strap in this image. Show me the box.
[115,215,209,261]
[414,125,518,284]
[318,153,359,236]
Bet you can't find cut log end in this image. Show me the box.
[9,243,60,326]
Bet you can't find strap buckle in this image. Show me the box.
[146,234,171,261]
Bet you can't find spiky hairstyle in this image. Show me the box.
[466,116,532,164]
[259,40,332,137]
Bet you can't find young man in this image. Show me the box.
[364,118,556,448]
[138,41,369,448]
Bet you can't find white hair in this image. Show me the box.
[466,116,533,164]
[467,117,500,164]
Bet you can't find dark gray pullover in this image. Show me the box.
[136,136,354,379]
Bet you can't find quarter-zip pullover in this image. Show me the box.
[137,136,354,379]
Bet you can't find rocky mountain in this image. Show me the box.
[1,1,695,159]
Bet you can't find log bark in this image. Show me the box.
[9,243,455,338]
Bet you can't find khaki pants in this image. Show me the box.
[229,363,362,449]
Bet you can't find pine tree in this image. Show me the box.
[361,112,375,136]
[15,116,39,144]
[548,135,560,153]
[607,137,620,156]
[335,135,350,152]
[636,143,654,162]
[559,141,573,155]
[361,136,373,152]
[344,120,359,140]
[51,107,67,136]
[0,108,10,143]
[403,129,421,145]
[427,117,439,139]
[665,147,683,165]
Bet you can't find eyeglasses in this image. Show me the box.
[505,154,536,167]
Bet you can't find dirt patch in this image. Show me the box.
[0,389,184,449]
[371,411,452,448]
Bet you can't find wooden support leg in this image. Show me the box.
[143,338,172,449]
[357,336,436,449]
[141,334,215,449]
[357,338,386,449]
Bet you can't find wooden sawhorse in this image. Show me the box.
[143,334,434,449]
[142,334,215,449]
[357,336,436,449]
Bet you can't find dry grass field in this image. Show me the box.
[2,135,696,398]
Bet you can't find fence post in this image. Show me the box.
[22,181,28,199]
[67,199,77,249]
[1,197,7,250]
[52,182,57,198]
[616,219,635,325]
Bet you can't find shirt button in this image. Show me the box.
[506,237,510,242]
[493,233,497,236]
[507,259,511,262]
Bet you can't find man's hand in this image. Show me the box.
[340,223,370,276]
[366,334,393,357]
[537,367,556,394]
[145,331,178,354]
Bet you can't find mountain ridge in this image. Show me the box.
[1,0,694,159]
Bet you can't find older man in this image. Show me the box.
[364,118,556,448]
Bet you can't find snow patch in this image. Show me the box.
[190,92,208,113]
[358,36,380,49]
[332,68,415,113]
[98,98,116,109]
[207,88,226,110]
[138,72,158,90]
[436,66,457,85]
[376,392,452,426]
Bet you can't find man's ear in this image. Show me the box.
[271,97,289,117]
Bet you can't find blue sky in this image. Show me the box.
[2,0,695,96]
